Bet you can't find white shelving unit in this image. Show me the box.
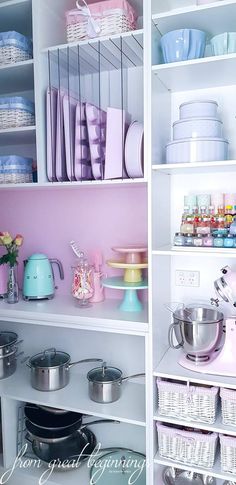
[151,1,236,484]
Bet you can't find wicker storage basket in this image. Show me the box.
[156,423,218,469]
[220,434,236,474]
[66,0,137,43]
[0,97,35,129]
[221,388,236,426]
[157,379,219,424]
[0,156,33,184]
[0,31,32,65]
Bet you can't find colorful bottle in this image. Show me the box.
[174,233,185,246]
[225,205,233,228]
[224,234,234,248]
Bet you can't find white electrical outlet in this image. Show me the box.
[175,270,200,287]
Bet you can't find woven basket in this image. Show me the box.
[157,379,219,424]
[221,388,236,426]
[0,110,35,129]
[220,434,236,474]
[0,46,31,65]
[156,423,218,469]
[3,172,33,184]
[66,1,137,42]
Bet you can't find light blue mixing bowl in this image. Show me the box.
[160,29,206,63]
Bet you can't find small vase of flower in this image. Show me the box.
[0,233,23,304]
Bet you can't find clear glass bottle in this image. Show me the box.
[193,234,203,247]
[202,234,213,247]
[184,234,193,246]
[180,207,194,235]
[225,205,234,228]
[7,264,19,304]
[209,205,216,230]
[196,207,210,235]
[224,234,234,248]
[72,254,94,307]
[173,233,185,246]
[230,217,236,236]
[213,234,224,248]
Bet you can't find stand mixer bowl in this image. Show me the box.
[168,306,224,362]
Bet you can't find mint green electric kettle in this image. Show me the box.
[23,254,64,300]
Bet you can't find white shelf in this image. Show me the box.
[44,29,144,74]
[154,452,236,482]
[152,0,236,36]
[152,54,236,91]
[0,178,147,190]
[0,59,34,94]
[152,245,236,258]
[154,348,236,390]
[0,125,36,145]
[152,160,236,174]
[154,410,236,438]
[0,366,145,427]
[0,295,148,335]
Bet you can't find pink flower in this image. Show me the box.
[14,235,23,247]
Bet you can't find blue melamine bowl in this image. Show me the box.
[160,29,206,63]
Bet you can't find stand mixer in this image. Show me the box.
[173,266,236,376]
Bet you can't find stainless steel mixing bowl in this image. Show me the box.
[168,306,224,362]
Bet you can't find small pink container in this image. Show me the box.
[0,264,8,297]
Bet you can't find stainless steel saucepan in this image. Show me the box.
[27,348,103,391]
[87,363,145,403]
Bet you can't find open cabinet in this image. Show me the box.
[151,1,236,484]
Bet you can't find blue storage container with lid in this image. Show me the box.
[0,96,35,128]
[0,155,33,184]
[0,31,33,65]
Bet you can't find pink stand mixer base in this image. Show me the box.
[179,318,236,377]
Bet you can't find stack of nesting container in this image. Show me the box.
[166,100,229,164]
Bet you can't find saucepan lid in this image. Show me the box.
[90,448,146,485]
[29,348,70,368]
[87,365,122,383]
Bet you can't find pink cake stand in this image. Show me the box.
[112,246,147,264]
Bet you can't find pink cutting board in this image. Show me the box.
[56,89,68,182]
[46,87,57,182]
[63,94,77,181]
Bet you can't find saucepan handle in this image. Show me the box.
[121,373,145,383]
[69,358,103,368]
[80,419,120,430]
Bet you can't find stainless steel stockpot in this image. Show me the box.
[27,348,103,391]
[87,364,145,403]
[0,331,22,357]
[168,306,224,362]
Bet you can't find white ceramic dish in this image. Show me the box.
[166,137,229,164]
[179,100,218,119]
[125,121,144,178]
[173,117,223,140]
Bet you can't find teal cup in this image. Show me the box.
[211,32,236,56]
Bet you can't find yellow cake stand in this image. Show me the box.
[107,260,148,283]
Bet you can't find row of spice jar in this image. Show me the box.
[174,232,236,248]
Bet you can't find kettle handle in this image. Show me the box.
[50,259,64,280]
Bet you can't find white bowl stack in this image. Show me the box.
[166,100,229,164]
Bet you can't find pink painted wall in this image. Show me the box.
[0,186,147,298]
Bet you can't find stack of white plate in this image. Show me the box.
[166,100,229,164]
